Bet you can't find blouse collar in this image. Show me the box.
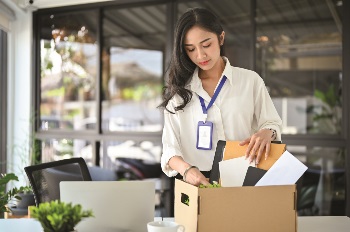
[187,56,233,93]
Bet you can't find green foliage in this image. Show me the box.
[314,84,340,108]
[121,84,162,101]
[44,87,65,98]
[30,200,94,232]
[308,84,342,134]
[184,198,189,206]
[0,173,30,214]
[199,181,221,188]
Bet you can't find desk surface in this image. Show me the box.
[0,216,349,232]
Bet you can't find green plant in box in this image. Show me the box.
[30,200,93,232]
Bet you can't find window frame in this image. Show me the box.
[0,29,8,174]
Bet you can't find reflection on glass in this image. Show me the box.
[102,47,163,132]
[256,1,342,134]
[42,139,93,166]
[102,4,165,132]
[39,12,97,131]
[288,145,345,216]
[101,140,162,177]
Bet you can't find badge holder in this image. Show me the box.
[196,114,213,150]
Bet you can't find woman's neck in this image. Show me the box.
[199,57,225,81]
[198,57,226,97]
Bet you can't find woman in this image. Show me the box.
[159,7,282,186]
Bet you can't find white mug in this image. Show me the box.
[147,221,185,232]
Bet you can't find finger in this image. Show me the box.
[249,141,261,163]
[255,142,267,165]
[239,137,250,146]
[201,179,210,186]
[265,142,271,160]
[245,138,255,159]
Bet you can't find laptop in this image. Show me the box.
[60,181,155,232]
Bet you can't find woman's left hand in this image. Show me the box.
[239,129,274,165]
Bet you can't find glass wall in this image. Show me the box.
[290,145,345,215]
[41,138,93,165]
[102,4,165,132]
[39,11,98,131]
[35,3,167,165]
[101,140,162,177]
[256,0,343,135]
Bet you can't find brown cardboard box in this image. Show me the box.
[174,179,297,232]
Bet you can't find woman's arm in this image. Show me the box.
[168,156,210,186]
[240,74,282,164]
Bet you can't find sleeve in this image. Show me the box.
[253,75,283,141]
[160,100,184,177]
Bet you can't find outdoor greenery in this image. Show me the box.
[30,200,94,232]
[307,84,342,134]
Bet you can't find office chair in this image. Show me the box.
[24,157,92,206]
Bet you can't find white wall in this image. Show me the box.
[7,8,33,186]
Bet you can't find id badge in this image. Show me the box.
[196,121,213,150]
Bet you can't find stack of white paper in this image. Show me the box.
[219,156,255,187]
[219,150,308,187]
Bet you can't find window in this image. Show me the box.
[39,11,98,131]
[289,145,345,215]
[35,3,167,169]
[102,5,165,132]
[256,0,343,135]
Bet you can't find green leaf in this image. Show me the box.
[31,200,94,231]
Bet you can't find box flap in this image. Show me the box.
[224,141,286,170]
[174,179,199,232]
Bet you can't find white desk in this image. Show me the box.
[0,216,349,232]
[297,216,350,232]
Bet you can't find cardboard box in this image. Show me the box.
[175,179,297,232]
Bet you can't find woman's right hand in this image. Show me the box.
[168,156,210,187]
[183,167,210,186]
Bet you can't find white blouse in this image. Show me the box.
[161,58,282,177]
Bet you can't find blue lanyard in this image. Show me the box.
[199,75,227,120]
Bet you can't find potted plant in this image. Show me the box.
[0,173,30,218]
[11,185,35,215]
[30,200,94,232]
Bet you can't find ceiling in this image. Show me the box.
[36,0,343,51]
[11,0,113,10]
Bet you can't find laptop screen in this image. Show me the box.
[60,181,155,232]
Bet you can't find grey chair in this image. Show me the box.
[24,157,92,206]
[88,166,118,181]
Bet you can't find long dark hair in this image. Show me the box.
[158,7,225,113]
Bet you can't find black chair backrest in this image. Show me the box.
[24,157,92,206]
